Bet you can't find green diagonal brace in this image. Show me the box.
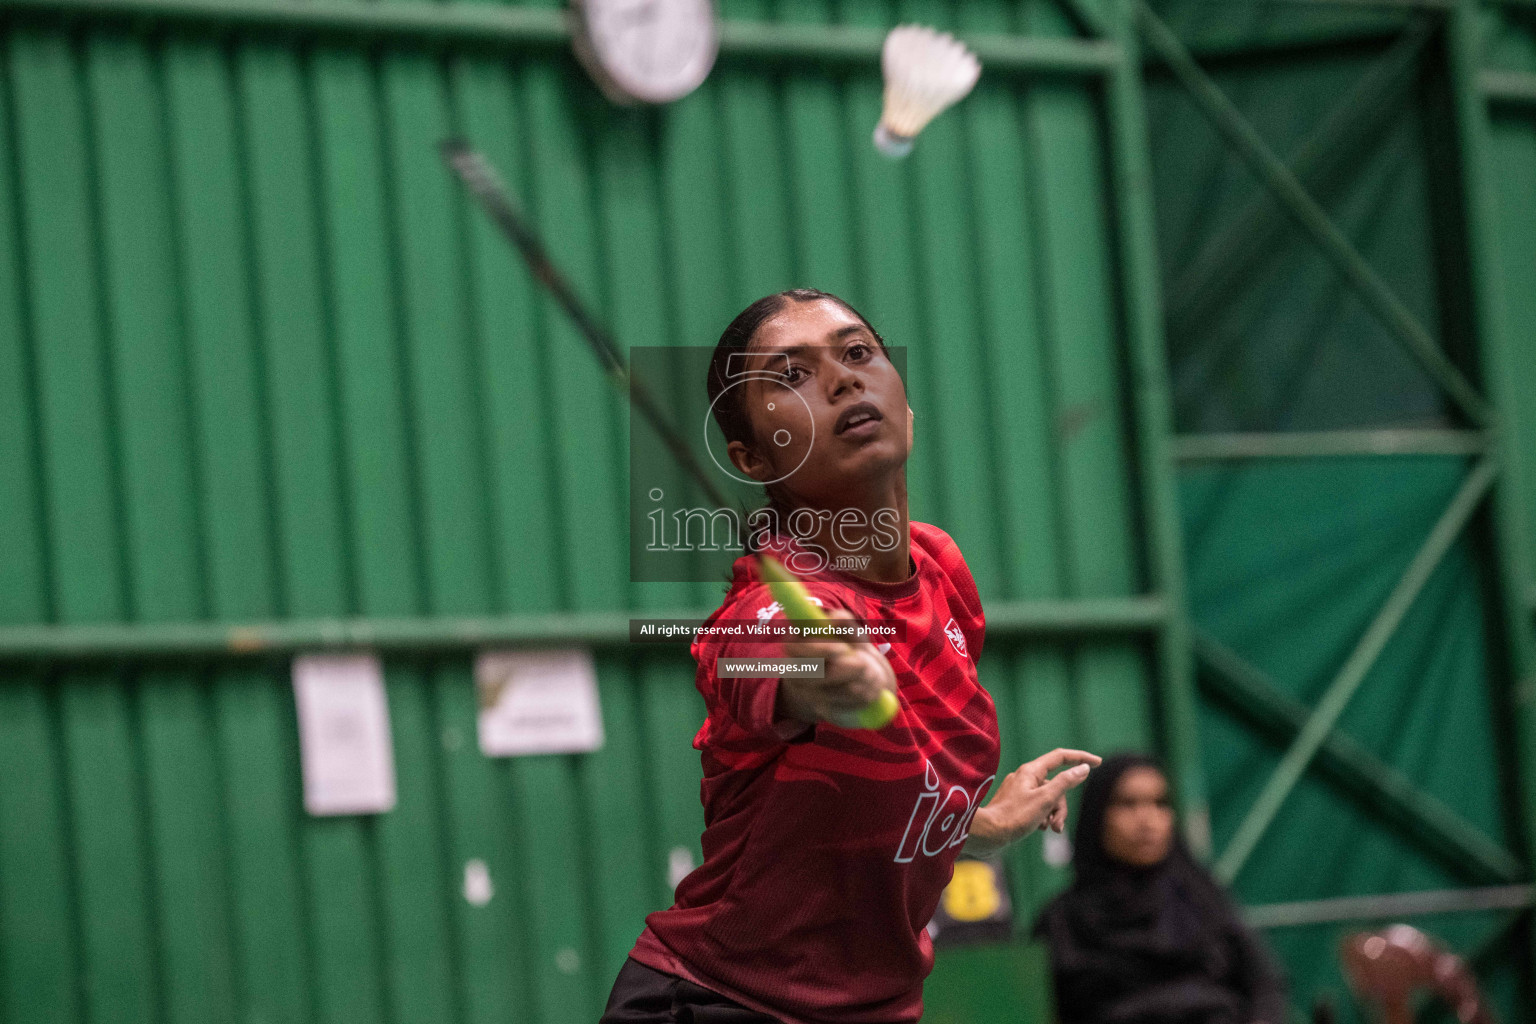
[1215,458,1501,883]
[1196,631,1524,884]
[1167,20,1432,335]
[1136,2,1493,427]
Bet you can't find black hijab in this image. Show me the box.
[1032,754,1287,1024]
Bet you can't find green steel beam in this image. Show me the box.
[0,0,574,44]
[1482,69,1536,104]
[0,612,650,662]
[1106,0,1212,857]
[1136,2,1494,428]
[1447,0,1536,985]
[722,21,1120,73]
[1242,884,1534,930]
[1215,458,1501,883]
[1196,631,1524,884]
[1166,21,1432,339]
[1173,429,1491,461]
[1168,22,1409,66]
[0,0,1122,74]
[986,596,1168,633]
[0,596,1167,666]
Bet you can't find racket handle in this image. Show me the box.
[756,555,899,730]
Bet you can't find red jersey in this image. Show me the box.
[629,522,1001,1024]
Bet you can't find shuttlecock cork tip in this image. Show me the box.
[873,24,981,158]
[873,122,914,158]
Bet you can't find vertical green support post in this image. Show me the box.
[1102,0,1210,855]
[1447,0,1536,977]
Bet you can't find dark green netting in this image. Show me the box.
[1148,11,1531,1018]
[1182,458,1520,1022]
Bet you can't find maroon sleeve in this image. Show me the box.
[717,672,812,742]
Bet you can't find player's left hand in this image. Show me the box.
[962,748,1101,857]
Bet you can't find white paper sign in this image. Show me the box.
[476,649,605,756]
[292,653,397,816]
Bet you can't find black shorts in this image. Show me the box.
[599,957,786,1024]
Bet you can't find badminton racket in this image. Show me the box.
[441,139,899,731]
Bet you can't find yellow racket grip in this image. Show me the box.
[757,555,900,730]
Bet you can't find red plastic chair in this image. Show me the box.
[1340,925,1494,1024]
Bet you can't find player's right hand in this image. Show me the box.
[779,609,897,727]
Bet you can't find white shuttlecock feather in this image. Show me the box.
[873,25,981,158]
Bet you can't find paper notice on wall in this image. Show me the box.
[476,649,605,756]
[292,653,397,816]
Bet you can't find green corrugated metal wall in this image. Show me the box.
[0,2,1173,1022]
[1488,12,1536,575]
[5,1,1534,1021]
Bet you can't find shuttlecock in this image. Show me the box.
[873,25,981,159]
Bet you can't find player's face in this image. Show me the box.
[1101,767,1175,868]
[727,299,912,503]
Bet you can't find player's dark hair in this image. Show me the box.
[706,289,887,552]
[707,288,886,449]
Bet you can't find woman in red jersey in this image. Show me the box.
[602,289,1101,1024]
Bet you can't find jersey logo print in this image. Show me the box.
[893,760,995,862]
[755,595,824,623]
[943,618,968,659]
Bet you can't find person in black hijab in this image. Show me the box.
[1033,753,1287,1024]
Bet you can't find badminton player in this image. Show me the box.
[601,289,1100,1024]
